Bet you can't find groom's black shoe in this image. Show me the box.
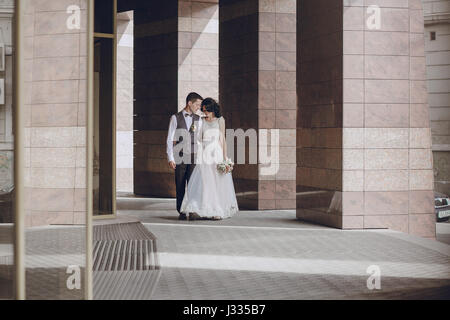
[178,213,187,220]
[189,212,202,221]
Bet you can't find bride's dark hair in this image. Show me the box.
[202,98,221,118]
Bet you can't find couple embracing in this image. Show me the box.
[166,92,239,221]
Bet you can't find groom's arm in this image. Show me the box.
[166,115,177,169]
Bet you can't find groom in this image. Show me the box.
[166,92,203,220]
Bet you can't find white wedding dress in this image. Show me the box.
[180,117,239,219]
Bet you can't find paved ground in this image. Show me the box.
[1,195,449,300]
[118,196,450,300]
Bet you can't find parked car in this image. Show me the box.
[435,192,450,222]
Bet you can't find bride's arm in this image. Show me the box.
[219,117,227,160]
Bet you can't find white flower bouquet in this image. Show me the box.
[217,158,234,174]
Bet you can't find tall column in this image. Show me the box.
[133,1,179,197]
[296,0,435,238]
[220,0,297,210]
[134,0,219,198]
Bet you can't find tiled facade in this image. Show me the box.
[220,0,297,210]
[296,0,436,238]
[423,0,450,195]
[116,11,133,193]
[0,1,13,201]
[7,0,437,238]
[22,0,88,227]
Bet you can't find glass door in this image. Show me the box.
[93,0,117,218]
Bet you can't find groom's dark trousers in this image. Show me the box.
[175,162,195,214]
[172,111,200,214]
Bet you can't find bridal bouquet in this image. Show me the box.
[217,158,234,174]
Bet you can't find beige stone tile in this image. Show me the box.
[343,170,364,192]
[365,170,409,191]
[365,31,409,55]
[258,51,275,71]
[34,34,80,58]
[342,192,364,215]
[276,109,296,129]
[276,90,296,110]
[191,48,218,66]
[409,170,434,190]
[364,128,409,148]
[31,148,77,168]
[410,33,425,57]
[192,2,219,19]
[31,127,78,147]
[365,80,409,104]
[35,11,84,35]
[276,0,296,13]
[31,104,78,127]
[31,167,75,188]
[343,6,364,31]
[275,164,296,180]
[410,57,426,80]
[343,79,364,103]
[32,80,79,104]
[31,188,75,212]
[364,214,409,233]
[343,128,364,148]
[409,190,434,214]
[342,216,364,229]
[343,149,364,170]
[364,55,409,80]
[275,32,296,52]
[34,0,82,11]
[343,104,364,128]
[344,55,364,79]
[275,13,295,32]
[259,0,276,13]
[365,8,409,32]
[75,167,86,188]
[410,128,432,148]
[365,149,409,170]
[409,149,432,169]
[409,214,435,237]
[364,191,409,215]
[410,9,424,33]
[364,104,409,128]
[410,80,428,104]
[276,52,296,71]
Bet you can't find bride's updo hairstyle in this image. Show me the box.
[202,98,221,118]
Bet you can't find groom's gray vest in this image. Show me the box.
[173,111,200,163]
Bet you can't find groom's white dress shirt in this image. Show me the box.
[166,110,203,163]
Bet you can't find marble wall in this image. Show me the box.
[133,0,179,197]
[220,0,297,210]
[134,0,219,197]
[423,0,450,195]
[116,11,133,193]
[296,0,436,238]
[22,0,88,227]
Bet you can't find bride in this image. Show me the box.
[180,98,239,220]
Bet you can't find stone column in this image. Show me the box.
[220,0,297,210]
[116,11,134,193]
[134,0,219,198]
[297,0,435,238]
[22,0,88,227]
[133,1,179,197]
